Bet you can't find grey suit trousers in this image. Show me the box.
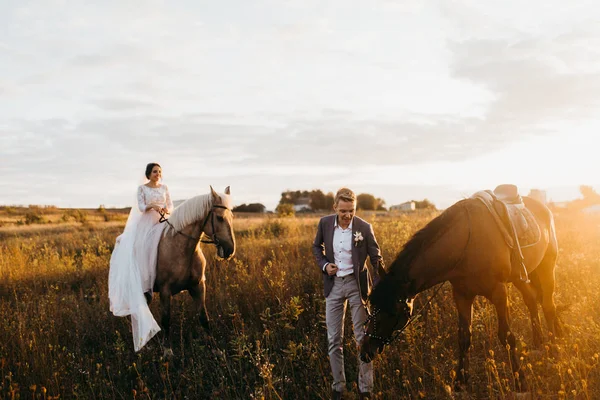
[326,275,373,393]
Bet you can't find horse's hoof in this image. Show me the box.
[453,369,469,392]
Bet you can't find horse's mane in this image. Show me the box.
[389,200,468,278]
[166,192,232,233]
[370,199,469,310]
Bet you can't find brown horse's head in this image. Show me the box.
[360,271,414,363]
[204,186,236,260]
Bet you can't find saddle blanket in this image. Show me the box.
[472,190,541,248]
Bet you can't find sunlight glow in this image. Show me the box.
[352,129,599,207]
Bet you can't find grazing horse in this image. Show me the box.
[360,195,563,390]
[153,186,235,353]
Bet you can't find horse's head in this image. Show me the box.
[360,270,414,363]
[203,186,236,260]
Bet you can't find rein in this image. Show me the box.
[365,282,447,345]
[158,204,230,245]
[365,203,472,346]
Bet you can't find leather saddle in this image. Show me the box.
[471,185,541,282]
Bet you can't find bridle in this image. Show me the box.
[364,203,472,346]
[364,296,415,345]
[159,204,231,246]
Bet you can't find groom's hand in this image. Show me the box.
[326,263,338,276]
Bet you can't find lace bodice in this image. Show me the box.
[137,184,174,212]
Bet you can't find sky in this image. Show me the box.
[2,0,600,211]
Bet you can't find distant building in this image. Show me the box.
[389,201,416,212]
[528,189,547,204]
[293,197,312,212]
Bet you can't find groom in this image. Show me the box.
[312,188,384,400]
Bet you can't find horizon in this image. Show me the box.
[0,183,594,212]
[2,1,600,210]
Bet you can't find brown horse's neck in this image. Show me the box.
[391,203,471,298]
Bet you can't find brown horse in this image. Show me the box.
[360,195,563,390]
[153,186,236,354]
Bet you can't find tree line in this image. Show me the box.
[232,190,436,214]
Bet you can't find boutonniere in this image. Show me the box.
[354,231,364,247]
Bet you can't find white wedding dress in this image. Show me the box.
[108,184,174,351]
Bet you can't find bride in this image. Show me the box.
[108,162,174,351]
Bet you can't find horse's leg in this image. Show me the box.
[160,288,174,357]
[188,278,210,332]
[452,286,475,390]
[188,251,210,332]
[512,279,543,348]
[533,253,564,339]
[489,283,527,391]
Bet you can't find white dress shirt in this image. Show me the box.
[327,218,354,277]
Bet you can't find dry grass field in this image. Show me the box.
[0,206,599,399]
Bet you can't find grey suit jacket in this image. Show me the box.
[312,215,384,302]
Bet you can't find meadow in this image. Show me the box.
[0,205,599,399]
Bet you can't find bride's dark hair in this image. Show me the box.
[145,163,161,179]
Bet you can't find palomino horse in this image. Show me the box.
[360,195,563,390]
[153,186,235,353]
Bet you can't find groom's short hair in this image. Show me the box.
[335,188,356,205]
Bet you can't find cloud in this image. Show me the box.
[31,111,538,174]
[2,1,600,209]
[441,0,600,127]
[449,38,600,123]
[91,97,159,112]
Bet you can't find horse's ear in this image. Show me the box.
[224,186,231,195]
[210,185,219,202]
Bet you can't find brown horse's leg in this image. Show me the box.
[534,257,564,339]
[188,278,210,332]
[452,286,475,390]
[489,283,527,391]
[512,279,543,348]
[538,268,563,339]
[160,288,173,354]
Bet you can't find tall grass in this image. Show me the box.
[0,211,598,399]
